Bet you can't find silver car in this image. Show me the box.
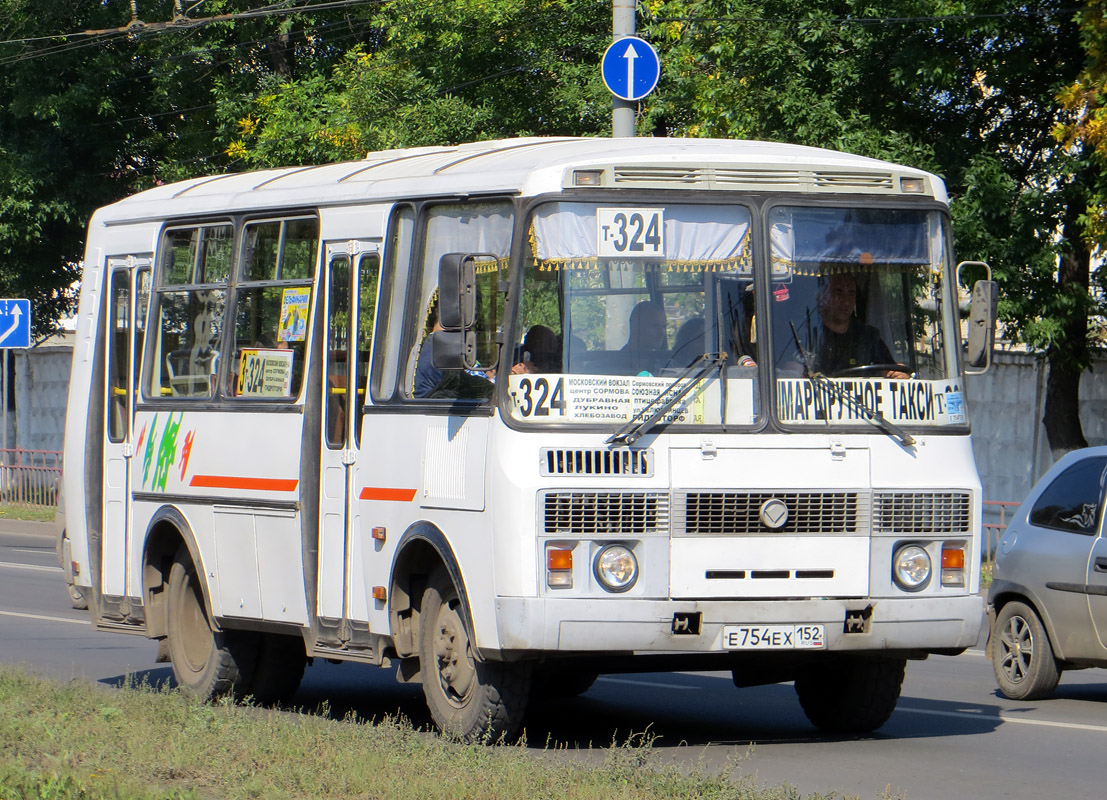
[988,447,1107,699]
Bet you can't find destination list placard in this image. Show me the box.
[506,374,756,426]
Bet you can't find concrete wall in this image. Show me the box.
[966,349,1107,527]
[13,342,73,453]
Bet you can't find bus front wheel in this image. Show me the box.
[166,546,256,700]
[419,568,531,742]
[794,655,905,734]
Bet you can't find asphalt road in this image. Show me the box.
[4,525,1107,799]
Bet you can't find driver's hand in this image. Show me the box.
[883,369,910,379]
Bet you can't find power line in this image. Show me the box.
[0,0,377,47]
[645,8,1082,27]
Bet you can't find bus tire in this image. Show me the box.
[247,633,307,705]
[66,582,88,610]
[419,568,531,742]
[530,664,598,699]
[794,655,905,734]
[166,546,256,700]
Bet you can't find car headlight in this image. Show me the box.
[893,544,932,591]
[593,544,638,592]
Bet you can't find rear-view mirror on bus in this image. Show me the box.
[438,253,478,330]
[966,278,998,372]
[431,329,478,370]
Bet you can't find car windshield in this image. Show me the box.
[507,200,965,432]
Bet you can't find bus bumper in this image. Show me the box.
[492,594,986,655]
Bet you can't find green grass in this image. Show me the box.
[0,504,56,522]
[0,664,894,800]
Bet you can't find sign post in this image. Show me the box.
[0,299,32,455]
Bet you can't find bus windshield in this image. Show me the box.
[508,200,964,432]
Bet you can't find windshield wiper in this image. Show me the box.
[789,323,915,448]
[606,353,727,446]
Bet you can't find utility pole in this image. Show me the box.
[612,0,636,137]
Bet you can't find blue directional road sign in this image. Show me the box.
[601,36,660,102]
[0,299,31,349]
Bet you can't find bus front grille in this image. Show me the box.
[542,491,669,536]
[674,491,865,535]
[874,492,971,533]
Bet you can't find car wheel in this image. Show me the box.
[992,600,1060,700]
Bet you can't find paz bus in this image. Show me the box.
[61,137,997,741]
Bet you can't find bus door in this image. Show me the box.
[317,242,379,641]
[101,258,150,602]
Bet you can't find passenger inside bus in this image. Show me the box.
[667,316,706,369]
[810,273,908,379]
[511,325,561,374]
[622,299,668,374]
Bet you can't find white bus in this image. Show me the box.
[62,137,996,741]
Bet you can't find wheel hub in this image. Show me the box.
[433,604,475,706]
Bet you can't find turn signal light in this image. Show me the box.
[547,547,573,589]
[941,543,966,587]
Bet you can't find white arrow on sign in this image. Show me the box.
[0,304,22,346]
[622,41,638,98]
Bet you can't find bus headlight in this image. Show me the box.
[594,544,638,592]
[892,544,932,591]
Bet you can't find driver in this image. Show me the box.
[813,273,909,379]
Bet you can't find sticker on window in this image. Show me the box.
[238,349,294,398]
[278,287,310,343]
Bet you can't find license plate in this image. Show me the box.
[723,624,825,650]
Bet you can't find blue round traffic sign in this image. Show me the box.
[601,36,660,102]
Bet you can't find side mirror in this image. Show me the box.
[965,278,998,372]
[437,253,478,330]
[433,252,498,371]
[431,329,477,370]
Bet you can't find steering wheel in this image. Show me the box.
[831,363,911,378]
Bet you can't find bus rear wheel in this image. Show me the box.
[247,633,307,705]
[794,655,905,734]
[166,546,255,700]
[419,568,531,742]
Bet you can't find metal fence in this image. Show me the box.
[0,448,62,508]
[982,499,1020,563]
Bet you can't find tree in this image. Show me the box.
[643,0,1093,458]
[219,0,613,166]
[0,0,371,334]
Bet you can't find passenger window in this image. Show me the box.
[147,224,232,399]
[1029,456,1107,535]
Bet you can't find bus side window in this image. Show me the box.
[146,224,232,400]
[229,217,318,401]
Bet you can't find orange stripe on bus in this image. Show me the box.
[189,475,299,492]
[359,487,417,502]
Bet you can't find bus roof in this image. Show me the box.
[94,137,947,225]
